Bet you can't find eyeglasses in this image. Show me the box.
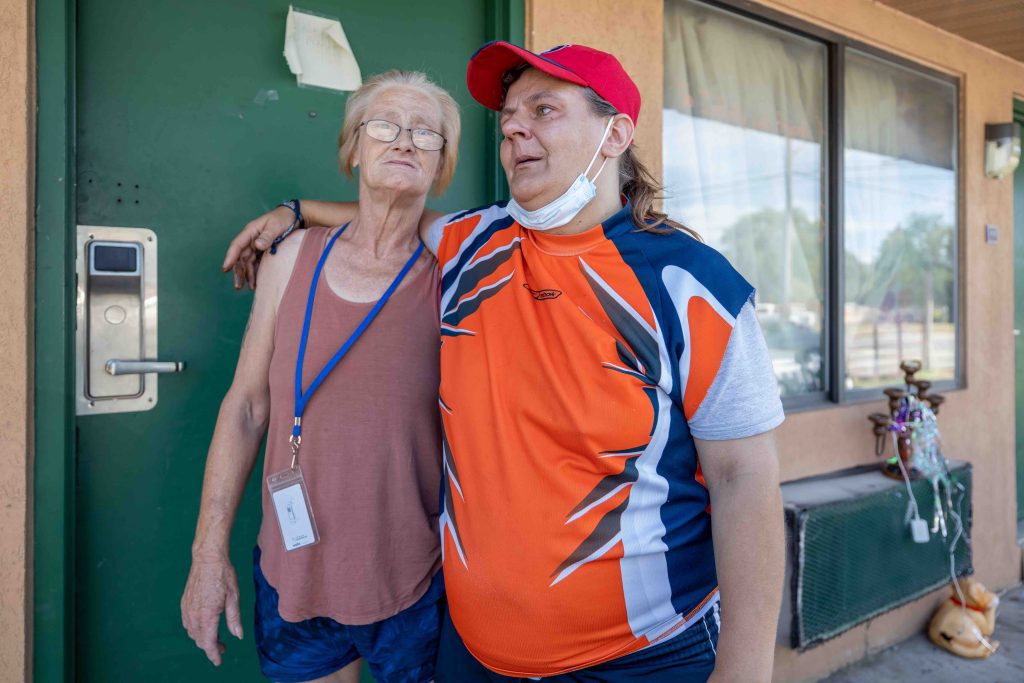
[359,119,446,151]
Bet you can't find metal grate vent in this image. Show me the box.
[782,461,972,650]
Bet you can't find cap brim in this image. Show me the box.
[467,41,589,112]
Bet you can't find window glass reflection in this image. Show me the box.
[663,0,827,397]
[844,50,957,390]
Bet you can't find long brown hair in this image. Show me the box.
[582,89,701,239]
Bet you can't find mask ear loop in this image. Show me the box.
[584,117,616,182]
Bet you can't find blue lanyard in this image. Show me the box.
[290,223,425,465]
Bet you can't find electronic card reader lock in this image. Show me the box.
[76,226,185,415]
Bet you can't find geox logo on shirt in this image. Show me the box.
[523,284,562,301]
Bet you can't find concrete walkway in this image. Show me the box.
[821,586,1024,683]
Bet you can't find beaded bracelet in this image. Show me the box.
[270,199,305,254]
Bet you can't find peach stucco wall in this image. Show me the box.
[526,0,665,183]
[3,1,1022,680]
[530,0,1024,681]
[0,0,33,679]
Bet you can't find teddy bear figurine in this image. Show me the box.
[927,578,1000,658]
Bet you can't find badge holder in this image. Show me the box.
[266,435,320,552]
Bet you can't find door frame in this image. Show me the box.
[34,0,77,680]
[1016,95,1024,525]
[32,2,523,681]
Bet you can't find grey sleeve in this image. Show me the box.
[687,301,785,441]
[424,212,460,255]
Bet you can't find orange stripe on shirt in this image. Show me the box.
[682,297,733,420]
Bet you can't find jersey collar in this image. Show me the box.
[522,200,635,256]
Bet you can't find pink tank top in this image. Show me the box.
[257,226,442,624]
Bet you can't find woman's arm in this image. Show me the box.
[418,208,445,245]
[223,201,356,290]
[222,202,447,290]
[696,431,784,683]
[182,232,304,665]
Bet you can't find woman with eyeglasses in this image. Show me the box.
[181,70,459,683]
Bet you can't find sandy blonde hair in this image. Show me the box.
[337,70,461,195]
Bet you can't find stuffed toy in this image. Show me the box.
[927,578,999,658]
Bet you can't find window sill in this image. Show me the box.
[781,378,965,415]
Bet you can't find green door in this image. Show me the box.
[1016,99,1024,523]
[73,2,509,680]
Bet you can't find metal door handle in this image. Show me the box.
[105,359,186,375]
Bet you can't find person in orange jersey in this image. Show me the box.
[224,42,785,683]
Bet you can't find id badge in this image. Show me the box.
[267,466,320,551]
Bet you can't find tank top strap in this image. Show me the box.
[280,226,335,305]
[297,226,334,278]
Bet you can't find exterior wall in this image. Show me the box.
[527,0,665,183]
[6,0,1021,680]
[0,0,33,679]
[529,0,1024,681]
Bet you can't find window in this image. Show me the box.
[843,50,957,391]
[663,0,827,398]
[663,0,959,405]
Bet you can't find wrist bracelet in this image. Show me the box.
[270,199,305,254]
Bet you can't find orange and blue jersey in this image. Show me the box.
[432,201,781,677]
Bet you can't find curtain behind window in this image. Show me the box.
[843,50,956,389]
[663,0,827,397]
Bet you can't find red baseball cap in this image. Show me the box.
[466,41,641,126]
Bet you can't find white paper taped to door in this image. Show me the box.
[284,5,362,92]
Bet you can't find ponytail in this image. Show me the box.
[582,90,702,240]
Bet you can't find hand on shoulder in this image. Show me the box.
[252,227,308,302]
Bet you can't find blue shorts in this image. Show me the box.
[252,547,445,683]
[435,602,720,682]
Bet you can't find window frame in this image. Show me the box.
[676,0,963,411]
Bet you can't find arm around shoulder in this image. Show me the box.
[418,208,447,254]
[223,200,355,288]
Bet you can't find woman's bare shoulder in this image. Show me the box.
[256,228,311,294]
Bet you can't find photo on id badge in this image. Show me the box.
[268,466,319,551]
